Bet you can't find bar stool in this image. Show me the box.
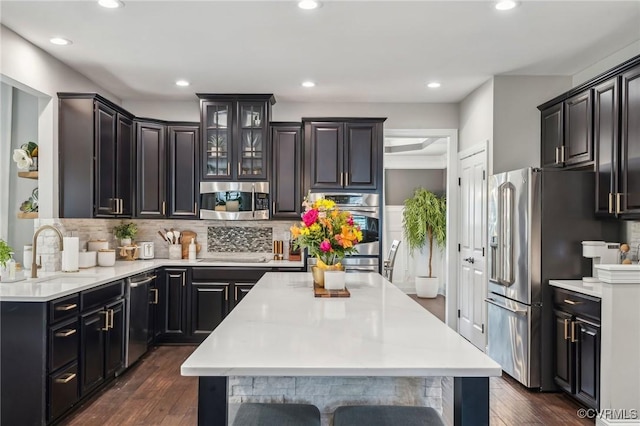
[232,403,321,426]
[383,240,401,282]
[333,405,444,426]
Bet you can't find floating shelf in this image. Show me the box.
[18,171,38,179]
[17,211,38,219]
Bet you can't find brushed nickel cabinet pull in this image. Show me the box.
[150,288,159,305]
[571,321,578,343]
[55,329,77,338]
[564,319,569,340]
[235,286,238,301]
[224,286,228,301]
[101,311,109,331]
[55,373,76,384]
[194,203,198,215]
[555,147,560,164]
[182,274,186,287]
[162,201,166,216]
[563,299,582,305]
[609,193,614,213]
[340,173,344,187]
[616,193,622,214]
[238,161,242,175]
[110,309,115,329]
[345,172,349,185]
[55,303,77,311]
[120,199,124,214]
[560,145,566,163]
[272,201,276,213]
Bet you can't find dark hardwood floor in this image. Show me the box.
[63,295,593,426]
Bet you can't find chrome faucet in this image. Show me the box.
[31,225,64,279]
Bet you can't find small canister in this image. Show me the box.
[97,249,116,267]
[23,245,33,270]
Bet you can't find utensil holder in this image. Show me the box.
[169,245,182,260]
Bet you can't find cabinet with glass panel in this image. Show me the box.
[198,94,275,181]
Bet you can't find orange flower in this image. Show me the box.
[290,225,301,238]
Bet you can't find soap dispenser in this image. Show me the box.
[188,237,197,261]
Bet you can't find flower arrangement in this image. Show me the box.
[290,196,363,267]
[13,141,38,170]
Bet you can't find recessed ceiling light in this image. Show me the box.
[302,81,316,88]
[50,37,72,46]
[298,0,320,10]
[427,82,441,89]
[98,0,124,8]
[175,80,190,87]
[495,0,518,11]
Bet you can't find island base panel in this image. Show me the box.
[198,376,228,426]
[454,377,489,426]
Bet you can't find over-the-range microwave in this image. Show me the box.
[199,181,269,220]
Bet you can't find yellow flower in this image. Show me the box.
[301,227,310,236]
[313,199,336,210]
[310,223,321,233]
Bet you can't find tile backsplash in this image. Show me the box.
[208,226,272,252]
[623,221,640,261]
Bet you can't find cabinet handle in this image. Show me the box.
[563,299,582,305]
[555,147,560,165]
[571,321,578,343]
[609,193,614,214]
[560,145,566,163]
[238,161,242,175]
[272,201,276,213]
[110,308,115,330]
[162,201,166,216]
[55,303,77,311]
[182,274,186,287]
[235,286,238,301]
[340,172,344,187]
[227,163,230,175]
[563,319,569,340]
[101,311,109,331]
[55,329,77,338]
[120,198,124,214]
[194,203,198,215]
[344,172,349,185]
[224,286,228,301]
[150,288,159,305]
[55,373,76,384]
[616,193,622,214]
[112,198,118,214]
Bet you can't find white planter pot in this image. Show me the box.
[120,238,132,246]
[324,270,346,290]
[415,276,439,298]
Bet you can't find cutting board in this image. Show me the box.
[313,283,350,298]
[180,230,201,259]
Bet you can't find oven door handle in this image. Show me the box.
[345,267,377,272]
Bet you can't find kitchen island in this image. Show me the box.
[181,272,501,425]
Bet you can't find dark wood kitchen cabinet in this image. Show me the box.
[594,63,640,218]
[271,122,303,218]
[304,118,385,191]
[540,92,592,169]
[59,93,134,218]
[168,123,200,218]
[553,288,600,410]
[136,119,167,218]
[79,282,125,396]
[157,268,190,342]
[190,283,229,337]
[198,94,275,181]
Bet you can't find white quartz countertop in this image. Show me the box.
[181,272,502,378]
[0,258,304,302]
[549,279,602,298]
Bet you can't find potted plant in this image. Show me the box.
[113,222,137,246]
[402,188,446,298]
[0,239,14,280]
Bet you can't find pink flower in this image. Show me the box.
[302,209,319,227]
[320,240,331,252]
[347,216,354,226]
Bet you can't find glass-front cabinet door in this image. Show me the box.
[202,101,232,179]
[199,94,274,181]
[238,102,266,179]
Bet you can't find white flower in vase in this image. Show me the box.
[13,149,33,170]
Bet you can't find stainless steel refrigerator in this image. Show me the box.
[485,167,619,390]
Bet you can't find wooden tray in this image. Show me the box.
[313,283,350,298]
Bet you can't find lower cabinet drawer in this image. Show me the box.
[49,318,79,371]
[48,363,79,421]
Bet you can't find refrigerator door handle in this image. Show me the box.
[497,182,515,286]
[485,297,528,316]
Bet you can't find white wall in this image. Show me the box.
[572,40,640,88]
[458,78,493,155]
[0,25,118,218]
[492,75,571,174]
[124,100,460,130]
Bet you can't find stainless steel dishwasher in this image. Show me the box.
[124,272,156,369]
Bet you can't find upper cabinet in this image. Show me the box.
[135,120,167,218]
[271,122,302,219]
[303,118,385,192]
[540,92,593,169]
[167,124,200,219]
[539,55,640,219]
[198,94,275,181]
[59,94,134,218]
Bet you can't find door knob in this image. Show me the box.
[464,257,475,264]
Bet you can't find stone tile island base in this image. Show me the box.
[227,376,444,426]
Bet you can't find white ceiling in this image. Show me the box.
[1,1,639,103]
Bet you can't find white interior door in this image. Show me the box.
[457,147,487,350]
